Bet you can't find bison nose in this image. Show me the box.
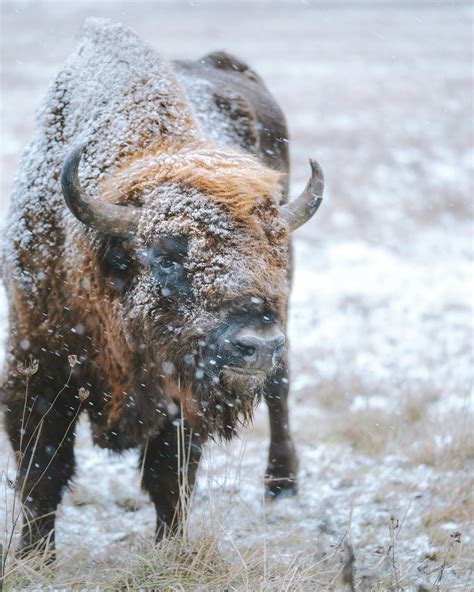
[231,330,285,371]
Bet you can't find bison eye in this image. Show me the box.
[158,256,177,270]
[146,239,191,300]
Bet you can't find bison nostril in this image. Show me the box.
[234,342,256,359]
[273,343,285,364]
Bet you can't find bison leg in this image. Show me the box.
[264,358,298,499]
[140,419,202,541]
[4,391,78,558]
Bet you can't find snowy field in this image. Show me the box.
[1,1,473,590]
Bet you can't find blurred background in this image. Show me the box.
[1,1,472,233]
[1,1,472,589]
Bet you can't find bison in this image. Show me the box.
[1,18,323,555]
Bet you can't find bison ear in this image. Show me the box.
[97,236,136,293]
[279,159,324,231]
[61,144,142,237]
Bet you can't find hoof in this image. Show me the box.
[264,478,298,502]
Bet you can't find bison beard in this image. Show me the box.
[1,18,324,556]
[109,306,269,446]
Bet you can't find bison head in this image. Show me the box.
[61,141,323,439]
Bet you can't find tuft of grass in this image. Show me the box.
[1,531,349,591]
[107,536,262,591]
[422,477,473,534]
[406,423,473,471]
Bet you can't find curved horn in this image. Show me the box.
[61,144,141,237]
[280,159,324,231]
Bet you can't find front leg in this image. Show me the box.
[264,357,298,499]
[4,386,79,558]
[140,418,202,541]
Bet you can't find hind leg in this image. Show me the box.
[264,358,298,499]
[4,384,79,557]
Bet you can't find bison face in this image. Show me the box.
[118,185,288,412]
[61,143,323,437]
[144,232,287,382]
[90,188,288,437]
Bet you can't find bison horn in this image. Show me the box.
[280,159,324,231]
[61,144,141,237]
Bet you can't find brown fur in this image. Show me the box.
[99,140,282,224]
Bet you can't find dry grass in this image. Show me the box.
[422,478,473,535]
[329,409,398,455]
[1,513,350,591]
[305,377,471,468]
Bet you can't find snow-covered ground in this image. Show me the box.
[1,1,472,589]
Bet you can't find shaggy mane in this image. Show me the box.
[99,141,282,222]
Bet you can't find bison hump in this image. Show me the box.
[200,51,261,83]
